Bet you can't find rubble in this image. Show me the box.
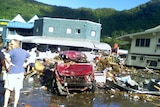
[25,50,160,104]
[94,53,160,104]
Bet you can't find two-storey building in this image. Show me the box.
[118,25,160,69]
[3,15,111,53]
[22,17,111,52]
[34,17,101,42]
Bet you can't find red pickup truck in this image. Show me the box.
[52,51,96,95]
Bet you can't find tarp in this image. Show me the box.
[93,42,111,51]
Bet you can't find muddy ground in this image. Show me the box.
[0,75,159,107]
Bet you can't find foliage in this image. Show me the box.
[0,0,160,49]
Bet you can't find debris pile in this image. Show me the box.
[25,50,160,104]
[94,53,160,104]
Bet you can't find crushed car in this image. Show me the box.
[51,50,96,95]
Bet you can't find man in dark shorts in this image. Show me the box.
[0,37,8,107]
[0,37,8,76]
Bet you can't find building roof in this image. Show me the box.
[41,17,101,26]
[28,15,39,23]
[21,36,111,50]
[0,19,10,22]
[145,25,160,32]
[117,25,160,41]
[7,21,34,29]
[7,14,34,29]
[0,19,10,26]
[11,14,26,23]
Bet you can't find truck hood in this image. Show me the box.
[57,63,93,76]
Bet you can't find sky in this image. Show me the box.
[36,0,150,11]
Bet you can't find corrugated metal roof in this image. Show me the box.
[7,21,34,29]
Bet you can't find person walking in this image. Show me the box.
[3,39,30,107]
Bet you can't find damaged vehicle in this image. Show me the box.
[52,50,96,95]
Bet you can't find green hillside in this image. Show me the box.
[0,0,160,48]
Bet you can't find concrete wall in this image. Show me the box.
[33,18,101,42]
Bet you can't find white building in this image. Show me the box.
[118,25,160,69]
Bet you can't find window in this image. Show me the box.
[9,30,16,34]
[140,56,144,61]
[131,56,136,60]
[158,38,160,43]
[135,38,150,47]
[48,27,54,32]
[157,39,160,47]
[135,39,140,46]
[0,27,3,32]
[36,27,39,32]
[91,30,96,37]
[75,29,81,34]
[66,28,72,34]
[147,60,157,67]
[145,39,150,47]
[140,39,145,46]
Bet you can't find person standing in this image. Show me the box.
[0,37,8,107]
[3,39,30,107]
[0,37,8,77]
[26,47,37,74]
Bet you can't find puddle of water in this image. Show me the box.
[0,77,158,107]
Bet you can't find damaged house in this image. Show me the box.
[118,25,160,69]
